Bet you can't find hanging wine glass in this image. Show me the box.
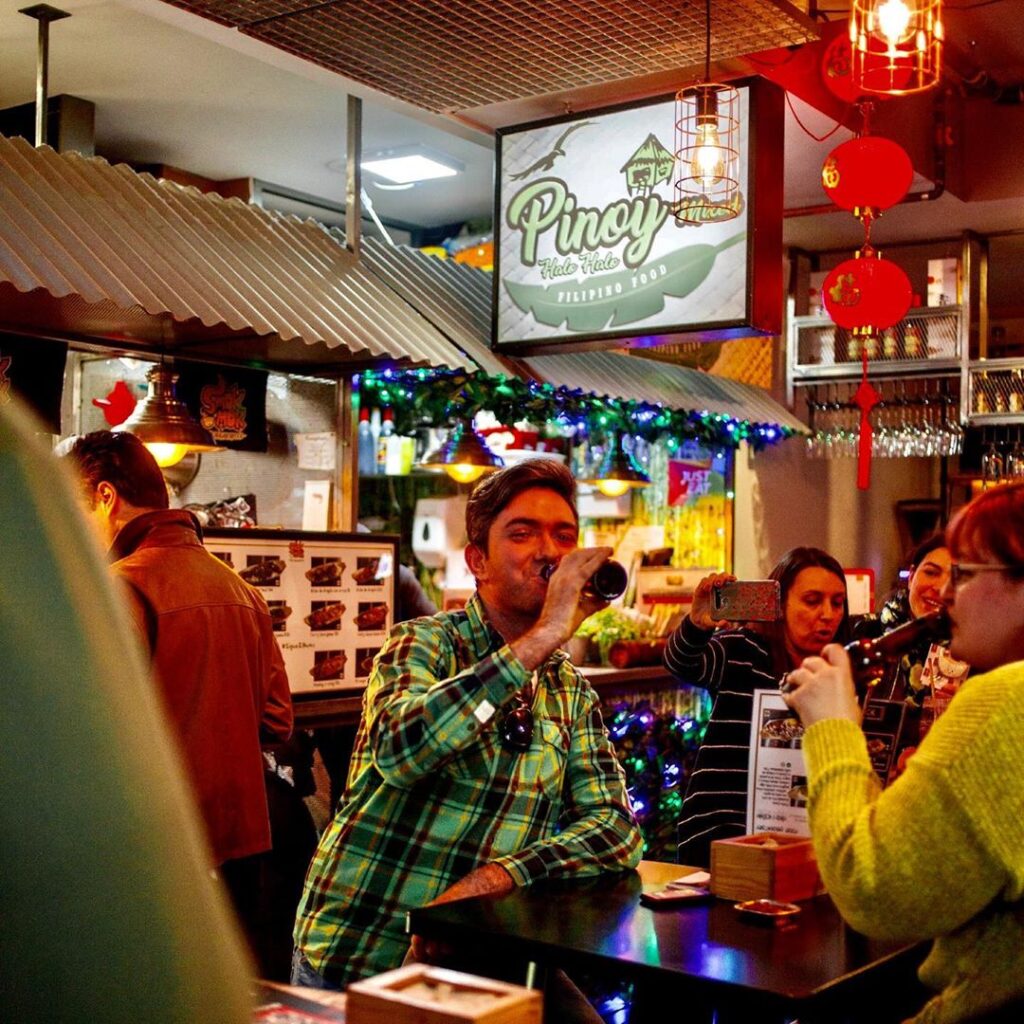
[981,431,1004,488]
[1006,429,1024,480]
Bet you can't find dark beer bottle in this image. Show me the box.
[540,559,628,601]
[844,610,950,692]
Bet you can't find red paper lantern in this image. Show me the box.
[820,33,863,104]
[822,253,912,331]
[821,136,914,216]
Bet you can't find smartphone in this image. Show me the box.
[713,580,781,621]
[640,884,712,908]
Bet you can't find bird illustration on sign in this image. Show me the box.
[509,121,595,180]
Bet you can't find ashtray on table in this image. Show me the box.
[734,899,802,924]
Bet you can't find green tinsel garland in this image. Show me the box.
[359,368,793,451]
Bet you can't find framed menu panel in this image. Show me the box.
[204,529,398,699]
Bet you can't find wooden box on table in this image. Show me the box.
[710,832,823,902]
[346,964,542,1024]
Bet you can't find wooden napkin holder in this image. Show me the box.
[346,964,542,1024]
[710,832,823,903]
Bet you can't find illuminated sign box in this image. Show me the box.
[492,79,783,355]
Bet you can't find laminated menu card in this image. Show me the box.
[205,528,398,697]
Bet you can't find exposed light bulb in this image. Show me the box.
[877,0,912,46]
[445,463,487,484]
[145,442,190,468]
[691,122,725,191]
[595,479,632,498]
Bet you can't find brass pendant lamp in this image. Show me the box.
[420,418,503,484]
[584,435,650,497]
[114,364,223,468]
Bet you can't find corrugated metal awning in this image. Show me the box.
[347,236,515,378]
[349,240,804,432]
[524,350,808,433]
[0,136,476,374]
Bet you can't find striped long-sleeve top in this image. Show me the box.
[664,617,777,867]
[294,593,642,986]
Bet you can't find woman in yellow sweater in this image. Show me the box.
[783,480,1024,1024]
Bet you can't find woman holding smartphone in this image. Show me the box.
[665,547,851,867]
[783,482,1024,1024]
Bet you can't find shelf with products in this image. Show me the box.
[788,306,963,386]
[966,361,1024,423]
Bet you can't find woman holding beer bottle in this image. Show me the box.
[783,481,1024,1024]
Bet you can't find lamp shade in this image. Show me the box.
[673,82,742,225]
[821,136,914,215]
[584,438,650,497]
[114,365,222,468]
[420,419,503,484]
[850,0,943,96]
[822,253,913,332]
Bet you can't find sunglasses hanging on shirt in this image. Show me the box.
[498,681,535,753]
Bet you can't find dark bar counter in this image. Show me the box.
[293,665,678,729]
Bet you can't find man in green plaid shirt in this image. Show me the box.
[292,459,642,988]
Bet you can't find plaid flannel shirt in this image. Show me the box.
[294,593,642,985]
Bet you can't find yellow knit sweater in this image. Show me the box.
[803,661,1024,1024]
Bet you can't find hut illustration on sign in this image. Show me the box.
[620,134,675,197]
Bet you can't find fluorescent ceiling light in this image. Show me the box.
[362,153,460,184]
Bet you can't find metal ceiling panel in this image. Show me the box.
[161,0,817,116]
[524,350,808,432]
[0,136,477,371]
[355,236,514,377]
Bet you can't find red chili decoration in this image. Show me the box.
[822,253,912,331]
[821,136,914,215]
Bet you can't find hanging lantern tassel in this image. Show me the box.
[853,350,881,490]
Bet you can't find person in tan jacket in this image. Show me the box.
[65,430,292,953]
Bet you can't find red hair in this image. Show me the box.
[946,481,1024,570]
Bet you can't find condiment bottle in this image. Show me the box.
[377,408,394,474]
[357,407,376,475]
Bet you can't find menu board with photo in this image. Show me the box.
[746,690,810,839]
[204,528,398,698]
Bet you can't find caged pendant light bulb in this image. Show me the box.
[674,0,741,224]
[691,92,727,189]
[850,0,943,96]
[114,364,222,468]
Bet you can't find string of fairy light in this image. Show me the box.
[356,367,795,452]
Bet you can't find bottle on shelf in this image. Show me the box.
[377,408,394,474]
[864,334,879,360]
[369,408,382,475]
[975,373,990,414]
[357,407,376,476]
[881,328,898,360]
[904,323,923,359]
[1010,371,1024,414]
